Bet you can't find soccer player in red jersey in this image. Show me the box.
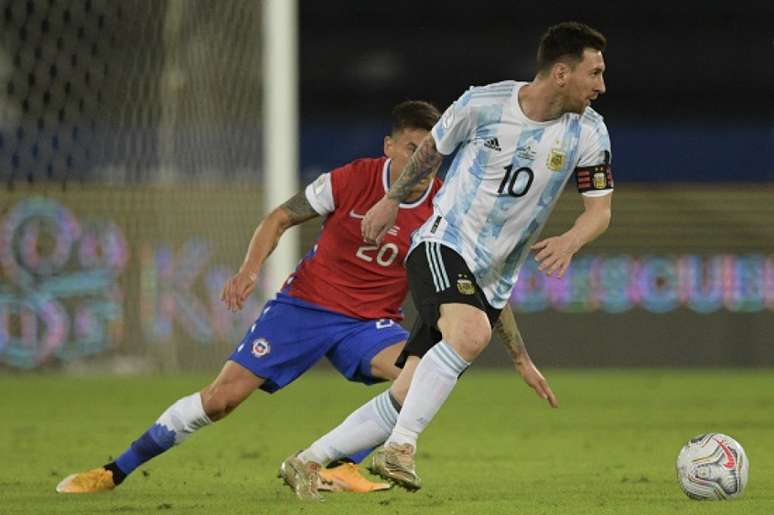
[56,101,556,499]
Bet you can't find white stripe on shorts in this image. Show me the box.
[427,242,450,292]
[425,242,442,292]
[435,243,451,290]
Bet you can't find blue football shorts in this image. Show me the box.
[228,293,408,393]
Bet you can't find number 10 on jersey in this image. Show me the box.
[498,165,534,197]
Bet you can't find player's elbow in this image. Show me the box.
[268,207,293,232]
[597,207,611,232]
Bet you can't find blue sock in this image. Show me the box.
[343,447,375,465]
[107,393,211,482]
[114,423,177,476]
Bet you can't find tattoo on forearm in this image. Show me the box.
[280,192,319,225]
[387,135,443,202]
[494,309,527,360]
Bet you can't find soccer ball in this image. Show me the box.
[676,433,749,500]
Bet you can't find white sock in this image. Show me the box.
[298,390,398,465]
[387,340,469,448]
[157,393,213,445]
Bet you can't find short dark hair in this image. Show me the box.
[536,22,607,73]
[390,100,441,134]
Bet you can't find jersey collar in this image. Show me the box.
[511,81,567,126]
[382,158,433,209]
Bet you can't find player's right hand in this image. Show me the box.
[361,196,400,244]
[515,358,559,408]
[220,270,258,312]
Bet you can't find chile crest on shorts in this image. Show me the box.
[251,337,271,358]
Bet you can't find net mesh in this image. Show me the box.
[0,0,263,185]
[0,0,271,372]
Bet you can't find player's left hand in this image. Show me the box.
[220,270,258,312]
[515,358,558,408]
[361,195,400,244]
[530,233,581,278]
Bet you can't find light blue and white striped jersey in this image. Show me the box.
[410,80,612,309]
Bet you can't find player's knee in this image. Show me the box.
[442,318,491,361]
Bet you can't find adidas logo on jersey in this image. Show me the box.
[484,137,501,151]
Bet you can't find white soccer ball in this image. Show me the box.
[676,433,749,500]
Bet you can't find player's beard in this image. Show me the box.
[572,96,591,114]
[565,100,585,115]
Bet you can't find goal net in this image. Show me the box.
[0,0,274,372]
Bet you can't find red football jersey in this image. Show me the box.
[283,157,441,320]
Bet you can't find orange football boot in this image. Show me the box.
[318,462,391,493]
[56,467,116,493]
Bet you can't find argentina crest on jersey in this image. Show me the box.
[546,146,566,171]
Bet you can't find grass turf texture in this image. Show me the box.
[1,369,772,514]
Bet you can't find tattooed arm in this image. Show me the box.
[493,307,530,366]
[240,191,318,274]
[221,191,319,311]
[362,133,444,243]
[386,133,444,202]
[279,191,321,225]
[494,308,559,408]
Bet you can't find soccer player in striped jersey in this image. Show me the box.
[289,21,611,493]
[56,100,555,499]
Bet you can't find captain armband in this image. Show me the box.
[575,164,614,193]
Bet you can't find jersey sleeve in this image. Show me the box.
[431,90,477,155]
[305,161,365,215]
[304,172,335,215]
[574,117,614,197]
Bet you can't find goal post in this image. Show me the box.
[262,0,300,293]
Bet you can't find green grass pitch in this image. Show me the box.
[1,369,773,514]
